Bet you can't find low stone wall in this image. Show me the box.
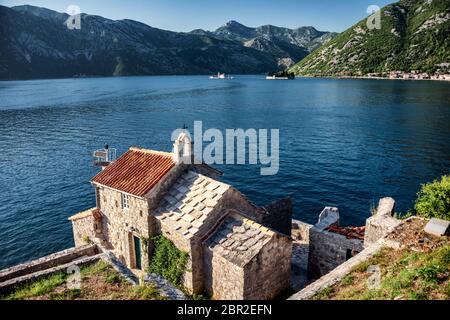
[0,245,98,283]
[101,251,138,285]
[0,253,103,295]
[308,227,364,279]
[365,215,401,247]
[289,241,384,300]
[145,273,186,300]
[307,208,364,279]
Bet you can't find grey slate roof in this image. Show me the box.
[154,171,230,239]
[204,211,275,267]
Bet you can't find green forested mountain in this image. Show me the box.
[290,0,450,76]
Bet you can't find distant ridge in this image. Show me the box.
[290,0,450,76]
[0,5,335,80]
[191,21,337,68]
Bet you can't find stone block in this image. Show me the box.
[424,218,450,237]
[376,197,395,216]
[318,207,339,224]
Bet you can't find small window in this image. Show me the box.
[121,193,131,210]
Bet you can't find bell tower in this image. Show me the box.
[173,131,193,164]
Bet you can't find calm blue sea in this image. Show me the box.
[0,75,449,269]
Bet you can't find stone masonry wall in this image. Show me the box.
[290,241,385,300]
[71,214,98,247]
[98,187,151,269]
[155,218,195,292]
[259,198,293,236]
[203,245,245,299]
[308,208,364,279]
[0,245,97,283]
[308,228,364,279]
[364,197,400,247]
[243,235,292,300]
[292,219,313,242]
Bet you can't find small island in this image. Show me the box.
[266,71,295,80]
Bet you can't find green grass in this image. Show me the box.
[312,245,450,300]
[1,260,165,300]
[3,272,67,300]
[312,287,333,300]
[128,284,166,300]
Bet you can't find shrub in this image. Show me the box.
[414,175,450,220]
[148,236,189,287]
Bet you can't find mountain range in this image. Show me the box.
[0,5,335,80]
[290,0,450,76]
[191,20,336,67]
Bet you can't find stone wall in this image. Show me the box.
[203,246,245,299]
[0,245,97,283]
[259,198,293,236]
[289,241,385,300]
[97,187,151,269]
[364,198,400,247]
[292,219,313,242]
[155,218,195,292]
[0,253,103,295]
[71,212,98,247]
[308,208,364,279]
[243,234,292,300]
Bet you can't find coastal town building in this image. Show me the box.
[68,133,292,299]
[387,70,450,80]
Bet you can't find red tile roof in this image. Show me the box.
[325,225,366,240]
[92,147,175,197]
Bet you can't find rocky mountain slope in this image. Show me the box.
[192,21,336,67]
[0,5,335,80]
[290,0,450,76]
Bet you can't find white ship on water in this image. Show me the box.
[209,72,234,80]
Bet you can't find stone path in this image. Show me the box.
[101,252,138,285]
[144,273,187,300]
[291,240,310,291]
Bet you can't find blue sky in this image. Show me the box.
[1,0,396,32]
